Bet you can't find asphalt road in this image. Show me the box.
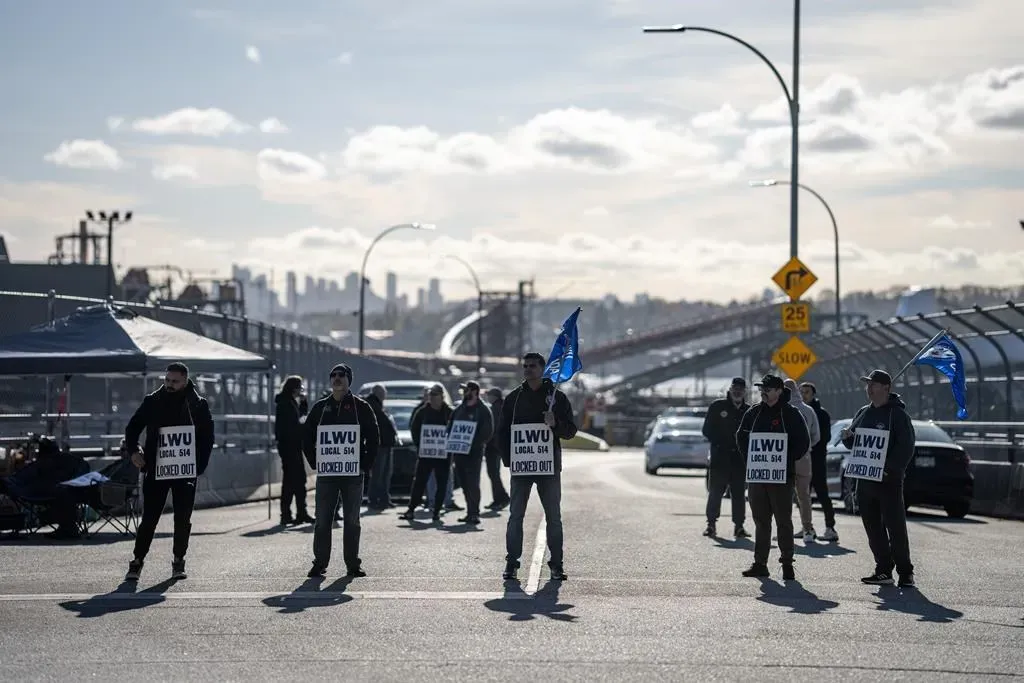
[1,449,1022,681]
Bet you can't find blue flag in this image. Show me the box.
[543,307,583,384]
[914,334,968,420]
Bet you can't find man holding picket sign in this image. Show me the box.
[735,374,810,581]
[840,369,917,588]
[401,384,455,523]
[302,363,379,578]
[446,380,493,525]
[124,362,215,582]
[500,307,582,583]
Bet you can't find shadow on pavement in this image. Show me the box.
[794,541,856,558]
[711,536,755,551]
[59,578,179,618]
[874,586,964,623]
[262,576,355,614]
[757,578,840,615]
[907,509,987,525]
[240,523,309,538]
[484,580,577,622]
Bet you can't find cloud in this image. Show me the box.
[335,52,353,66]
[132,108,250,137]
[928,215,993,230]
[245,45,261,63]
[259,117,289,134]
[152,164,198,181]
[106,116,124,132]
[256,149,327,182]
[43,140,124,171]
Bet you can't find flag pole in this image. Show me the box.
[891,327,948,383]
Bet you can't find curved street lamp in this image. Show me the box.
[358,222,436,353]
[643,3,802,259]
[442,254,485,374]
[749,179,842,330]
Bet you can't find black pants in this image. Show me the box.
[454,454,483,517]
[706,466,746,526]
[748,482,795,566]
[134,477,197,561]
[485,448,509,505]
[810,452,836,528]
[278,446,308,518]
[407,457,451,513]
[858,481,914,576]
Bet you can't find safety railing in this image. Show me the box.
[802,302,1023,425]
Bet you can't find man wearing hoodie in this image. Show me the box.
[783,378,821,543]
[124,362,215,581]
[401,384,455,523]
[365,384,398,510]
[275,375,313,526]
[499,352,578,582]
[841,369,917,588]
[701,377,751,539]
[447,380,494,525]
[800,382,838,541]
[735,374,810,581]
[302,363,380,578]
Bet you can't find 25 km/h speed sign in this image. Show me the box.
[781,302,811,333]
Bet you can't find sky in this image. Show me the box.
[1,0,1022,304]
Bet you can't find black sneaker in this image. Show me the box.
[458,516,481,525]
[734,526,751,538]
[861,572,895,586]
[431,511,442,523]
[502,562,519,581]
[445,503,464,512]
[125,559,144,581]
[347,566,367,578]
[742,563,770,577]
[307,563,327,578]
[898,573,915,588]
[702,523,716,537]
[782,563,795,581]
[171,558,187,580]
[549,563,568,581]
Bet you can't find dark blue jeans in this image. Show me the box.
[505,474,563,568]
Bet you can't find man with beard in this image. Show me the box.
[735,374,810,581]
[701,377,751,539]
[446,380,494,525]
[303,364,379,578]
[124,363,215,581]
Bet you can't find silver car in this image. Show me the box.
[645,415,710,475]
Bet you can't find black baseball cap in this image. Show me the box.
[754,374,784,390]
[860,369,892,385]
[459,380,481,392]
[730,377,747,388]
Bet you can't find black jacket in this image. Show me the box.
[735,398,810,479]
[486,397,504,457]
[499,379,577,473]
[410,403,454,453]
[366,393,398,448]
[807,398,832,458]
[447,399,494,457]
[841,393,916,484]
[702,397,750,470]
[302,391,380,474]
[274,392,307,454]
[124,380,215,480]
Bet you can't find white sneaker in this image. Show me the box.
[803,530,816,543]
[820,527,839,542]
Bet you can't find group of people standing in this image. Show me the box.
[122,353,577,584]
[702,370,917,588]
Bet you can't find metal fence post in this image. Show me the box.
[945,308,1013,422]
[879,320,928,409]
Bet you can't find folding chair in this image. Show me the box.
[82,479,140,538]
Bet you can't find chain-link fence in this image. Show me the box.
[802,302,1024,423]
[0,290,423,420]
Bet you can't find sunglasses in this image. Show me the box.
[330,372,348,379]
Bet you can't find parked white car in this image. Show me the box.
[355,380,453,405]
[645,415,710,475]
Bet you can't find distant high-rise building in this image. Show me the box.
[426,277,443,313]
[416,287,426,310]
[344,271,358,293]
[286,271,297,311]
[386,271,397,304]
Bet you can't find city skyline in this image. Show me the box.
[0,1,1021,303]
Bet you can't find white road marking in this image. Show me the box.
[525,513,547,594]
[0,590,530,602]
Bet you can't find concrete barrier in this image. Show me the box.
[967,461,1024,520]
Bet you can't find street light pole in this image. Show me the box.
[644,0,802,259]
[85,210,133,302]
[358,223,436,354]
[749,179,841,330]
[443,255,484,374]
